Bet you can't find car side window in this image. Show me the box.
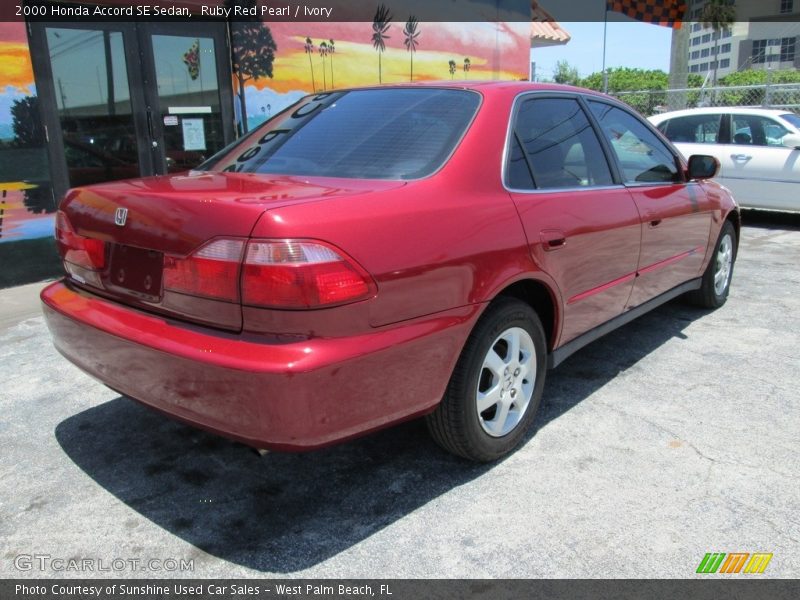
[732,115,790,147]
[661,114,722,144]
[588,101,680,184]
[507,97,613,190]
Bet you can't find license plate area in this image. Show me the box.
[107,244,163,301]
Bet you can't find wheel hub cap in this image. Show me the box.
[476,326,536,437]
[714,233,733,296]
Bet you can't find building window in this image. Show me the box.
[702,33,711,43]
[722,28,732,38]
[701,48,710,57]
[720,58,730,69]
[691,50,700,59]
[693,23,702,32]
[781,37,796,62]
[692,37,701,46]
[690,64,700,73]
[780,0,793,14]
[700,62,709,71]
[752,39,767,63]
[721,43,731,54]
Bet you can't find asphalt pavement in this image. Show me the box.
[1,211,798,578]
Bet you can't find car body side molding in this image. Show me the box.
[548,277,702,369]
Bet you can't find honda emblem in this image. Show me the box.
[114,207,128,227]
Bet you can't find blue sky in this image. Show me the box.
[531,21,673,81]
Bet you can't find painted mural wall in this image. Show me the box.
[234,19,530,132]
[0,22,60,288]
[0,14,529,287]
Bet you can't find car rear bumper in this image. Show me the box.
[41,281,479,450]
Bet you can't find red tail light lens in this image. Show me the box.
[55,210,106,270]
[242,240,374,309]
[163,239,244,301]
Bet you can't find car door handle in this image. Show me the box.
[649,219,662,228]
[540,229,566,251]
[731,153,752,161]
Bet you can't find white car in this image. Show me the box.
[649,107,800,211]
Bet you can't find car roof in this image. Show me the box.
[324,80,613,99]
[649,106,794,122]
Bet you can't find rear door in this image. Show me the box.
[505,94,641,345]
[587,100,713,307]
[655,111,727,168]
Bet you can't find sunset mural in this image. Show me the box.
[237,19,530,130]
[0,13,531,286]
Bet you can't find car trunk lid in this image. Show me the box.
[58,172,404,331]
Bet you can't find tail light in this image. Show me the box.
[55,210,106,270]
[242,240,375,309]
[163,238,244,301]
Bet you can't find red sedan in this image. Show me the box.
[42,82,739,462]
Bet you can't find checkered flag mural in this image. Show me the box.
[606,0,687,28]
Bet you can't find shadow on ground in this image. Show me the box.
[741,209,800,231]
[55,299,706,573]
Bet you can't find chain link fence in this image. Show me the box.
[612,83,800,117]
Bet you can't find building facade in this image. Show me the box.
[0,4,531,288]
[686,0,800,80]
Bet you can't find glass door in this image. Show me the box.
[29,20,234,201]
[138,22,234,174]
[46,27,144,187]
[30,21,153,200]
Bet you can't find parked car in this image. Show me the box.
[649,107,800,212]
[42,83,739,462]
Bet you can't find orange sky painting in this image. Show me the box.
[0,43,35,94]
[250,21,530,94]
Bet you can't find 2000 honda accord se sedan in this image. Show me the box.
[42,82,739,462]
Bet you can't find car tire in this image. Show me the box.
[687,220,737,309]
[426,297,547,462]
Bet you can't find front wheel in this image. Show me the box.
[687,220,737,308]
[426,298,547,462]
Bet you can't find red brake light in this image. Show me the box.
[55,210,106,270]
[242,240,374,309]
[163,238,244,302]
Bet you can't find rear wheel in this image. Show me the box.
[687,220,736,308]
[426,298,547,462]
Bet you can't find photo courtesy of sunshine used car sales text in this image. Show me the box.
[14,583,392,597]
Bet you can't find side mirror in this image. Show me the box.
[782,133,800,149]
[687,154,719,180]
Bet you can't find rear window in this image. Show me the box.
[201,89,480,180]
[660,114,722,144]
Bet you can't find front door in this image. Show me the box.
[29,20,234,202]
[718,112,800,212]
[586,100,713,307]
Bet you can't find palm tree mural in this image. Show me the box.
[448,59,457,79]
[463,57,471,79]
[224,0,277,133]
[699,0,736,88]
[304,37,316,92]
[372,4,392,83]
[403,16,419,82]
[319,41,329,91]
[328,39,336,89]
